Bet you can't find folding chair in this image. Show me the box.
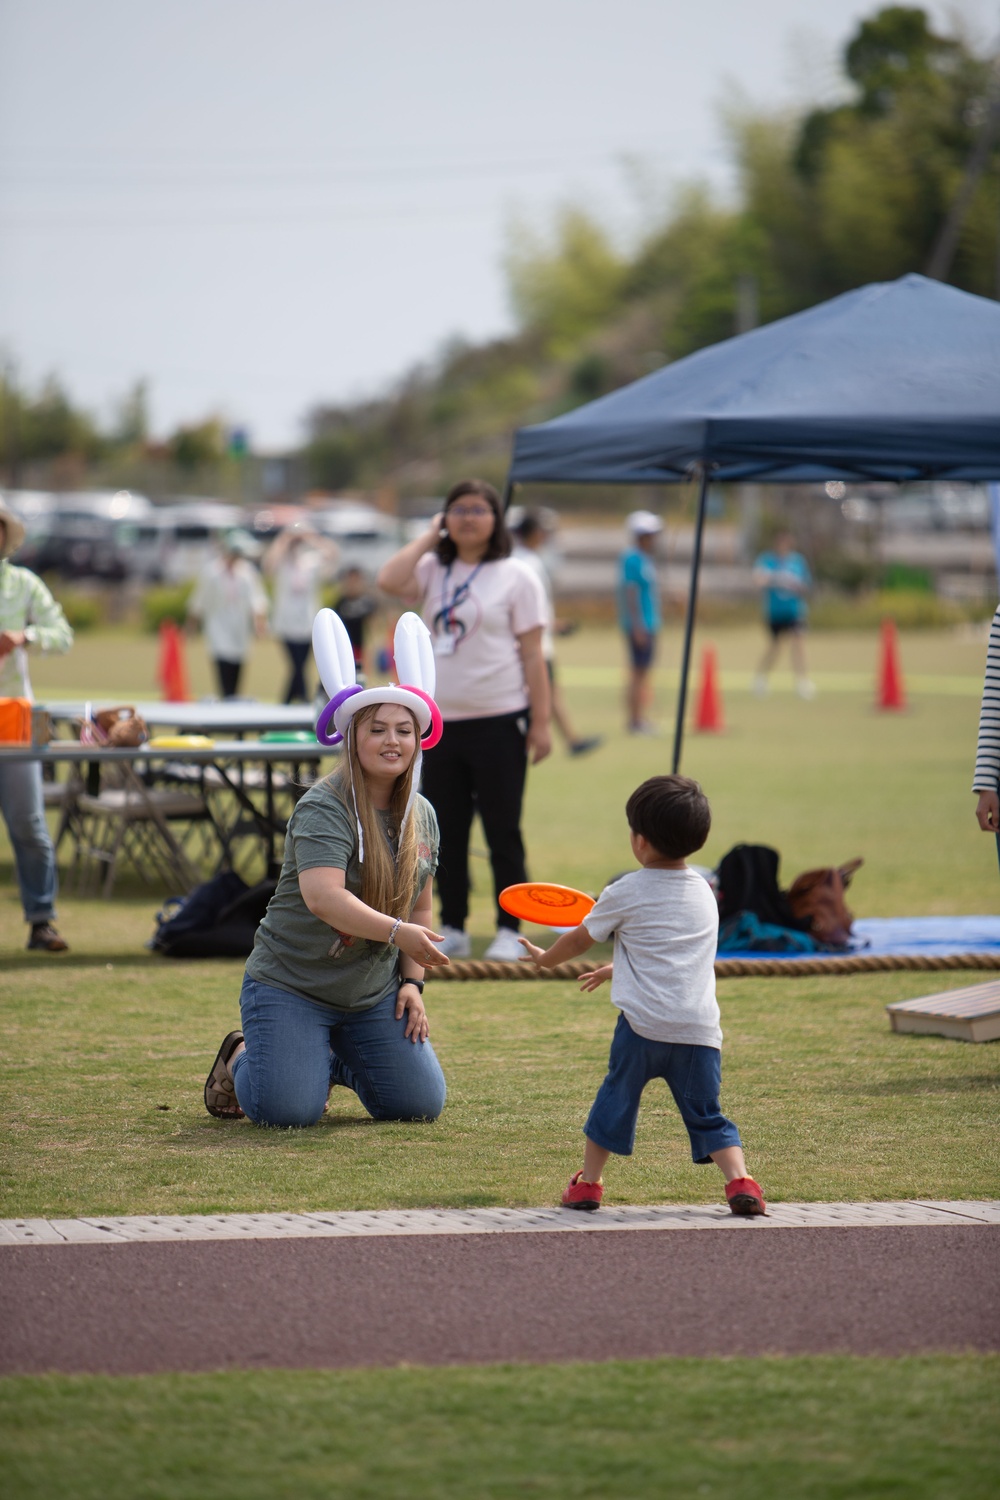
[71,763,209,897]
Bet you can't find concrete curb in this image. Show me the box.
[3,1199,998,1246]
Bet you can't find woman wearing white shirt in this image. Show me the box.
[378,479,551,959]
[263,525,340,703]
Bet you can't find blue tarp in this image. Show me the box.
[718,915,1000,963]
[509,274,1000,485]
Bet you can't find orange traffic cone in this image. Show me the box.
[693,646,724,732]
[158,619,190,702]
[876,619,906,711]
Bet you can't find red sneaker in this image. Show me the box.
[561,1171,603,1211]
[725,1176,767,1216]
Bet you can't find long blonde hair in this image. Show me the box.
[332,702,420,920]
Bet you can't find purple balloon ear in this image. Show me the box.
[316,684,364,746]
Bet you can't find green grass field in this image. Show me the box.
[2,623,998,1498]
[2,1358,997,1500]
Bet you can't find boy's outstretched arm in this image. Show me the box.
[518,923,595,969]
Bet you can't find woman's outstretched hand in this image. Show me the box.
[394,922,451,968]
[396,984,430,1042]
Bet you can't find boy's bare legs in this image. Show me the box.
[710,1145,748,1182]
[588,1143,751,1184]
[582,1137,611,1183]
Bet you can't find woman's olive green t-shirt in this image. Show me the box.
[246,778,439,1011]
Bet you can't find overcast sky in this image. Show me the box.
[0,0,995,449]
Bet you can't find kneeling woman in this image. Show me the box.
[205,611,449,1127]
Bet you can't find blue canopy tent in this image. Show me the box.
[505,273,1000,770]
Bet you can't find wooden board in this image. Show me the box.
[886,980,1000,1043]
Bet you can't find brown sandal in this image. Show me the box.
[204,1031,245,1118]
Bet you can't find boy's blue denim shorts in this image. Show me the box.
[584,1012,742,1163]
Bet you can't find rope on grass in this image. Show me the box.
[431,953,1000,982]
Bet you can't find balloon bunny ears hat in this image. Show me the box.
[313,608,443,751]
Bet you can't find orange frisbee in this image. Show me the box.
[499,882,594,927]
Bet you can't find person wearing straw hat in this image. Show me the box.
[204,610,449,1128]
[0,499,74,951]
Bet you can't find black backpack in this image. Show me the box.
[714,844,809,932]
[150,870,277,958]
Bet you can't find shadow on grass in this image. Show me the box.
[172,1114,383,1148]
[849,1074,1000,1095]
[0,952,242,971]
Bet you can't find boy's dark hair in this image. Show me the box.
[434,478,512,564]
[625,775,711,860]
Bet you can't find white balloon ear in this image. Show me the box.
[416,621,436,698]
[312,608,357,699]
[393,612,435,697]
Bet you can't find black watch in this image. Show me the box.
[399,978,425,994]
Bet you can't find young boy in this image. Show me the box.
[519,774,766,1216]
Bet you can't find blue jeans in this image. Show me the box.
[584,1013,742,1163]
[0,760,58,924]
[232,974,447,1128]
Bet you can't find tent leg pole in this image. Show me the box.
[671,464,710,775]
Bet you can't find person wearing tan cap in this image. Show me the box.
[0,499,74,950]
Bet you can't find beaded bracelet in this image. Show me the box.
[387,917,403,947]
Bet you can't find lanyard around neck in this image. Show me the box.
[442,559,484,627]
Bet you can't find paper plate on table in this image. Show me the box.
[145,735,215,750]
[499,882,595,926]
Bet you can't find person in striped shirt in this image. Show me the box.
[0,500,74,950]
[973,603,1000,863]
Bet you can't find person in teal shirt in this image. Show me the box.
[752,531,814,698]
[618,510,662,733]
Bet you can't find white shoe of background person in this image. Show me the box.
[796,678,817,699]
[484,927,524,961]
[437,926,472,958]
[752,674,768,697]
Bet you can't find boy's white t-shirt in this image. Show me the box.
[413,552,547,719]
[582,866,722,1048]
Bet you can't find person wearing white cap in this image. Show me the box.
[0,500,74,951]
[618,510,663,734]
[203,610,449,1129]
[185,531,268,699]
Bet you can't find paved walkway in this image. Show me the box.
[2,1202,997,1375]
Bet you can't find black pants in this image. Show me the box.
[420,712,529,932]
[282,639,312,703]
[215,658,243,699]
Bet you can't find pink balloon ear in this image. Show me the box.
[407,688,443,750]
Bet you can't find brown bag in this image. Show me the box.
[787,858,863,948]
[80,705,149,748]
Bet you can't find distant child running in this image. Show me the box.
[519,774,766,1216]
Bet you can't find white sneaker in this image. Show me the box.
[484,927,524,961]
[438,926,471,958]
[752,674,768,697]
[796,679,817,700]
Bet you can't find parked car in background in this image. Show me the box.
[6,490,153,581]
[17,510,133,581]
[125,500,243,582]
[309,498,399,573]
